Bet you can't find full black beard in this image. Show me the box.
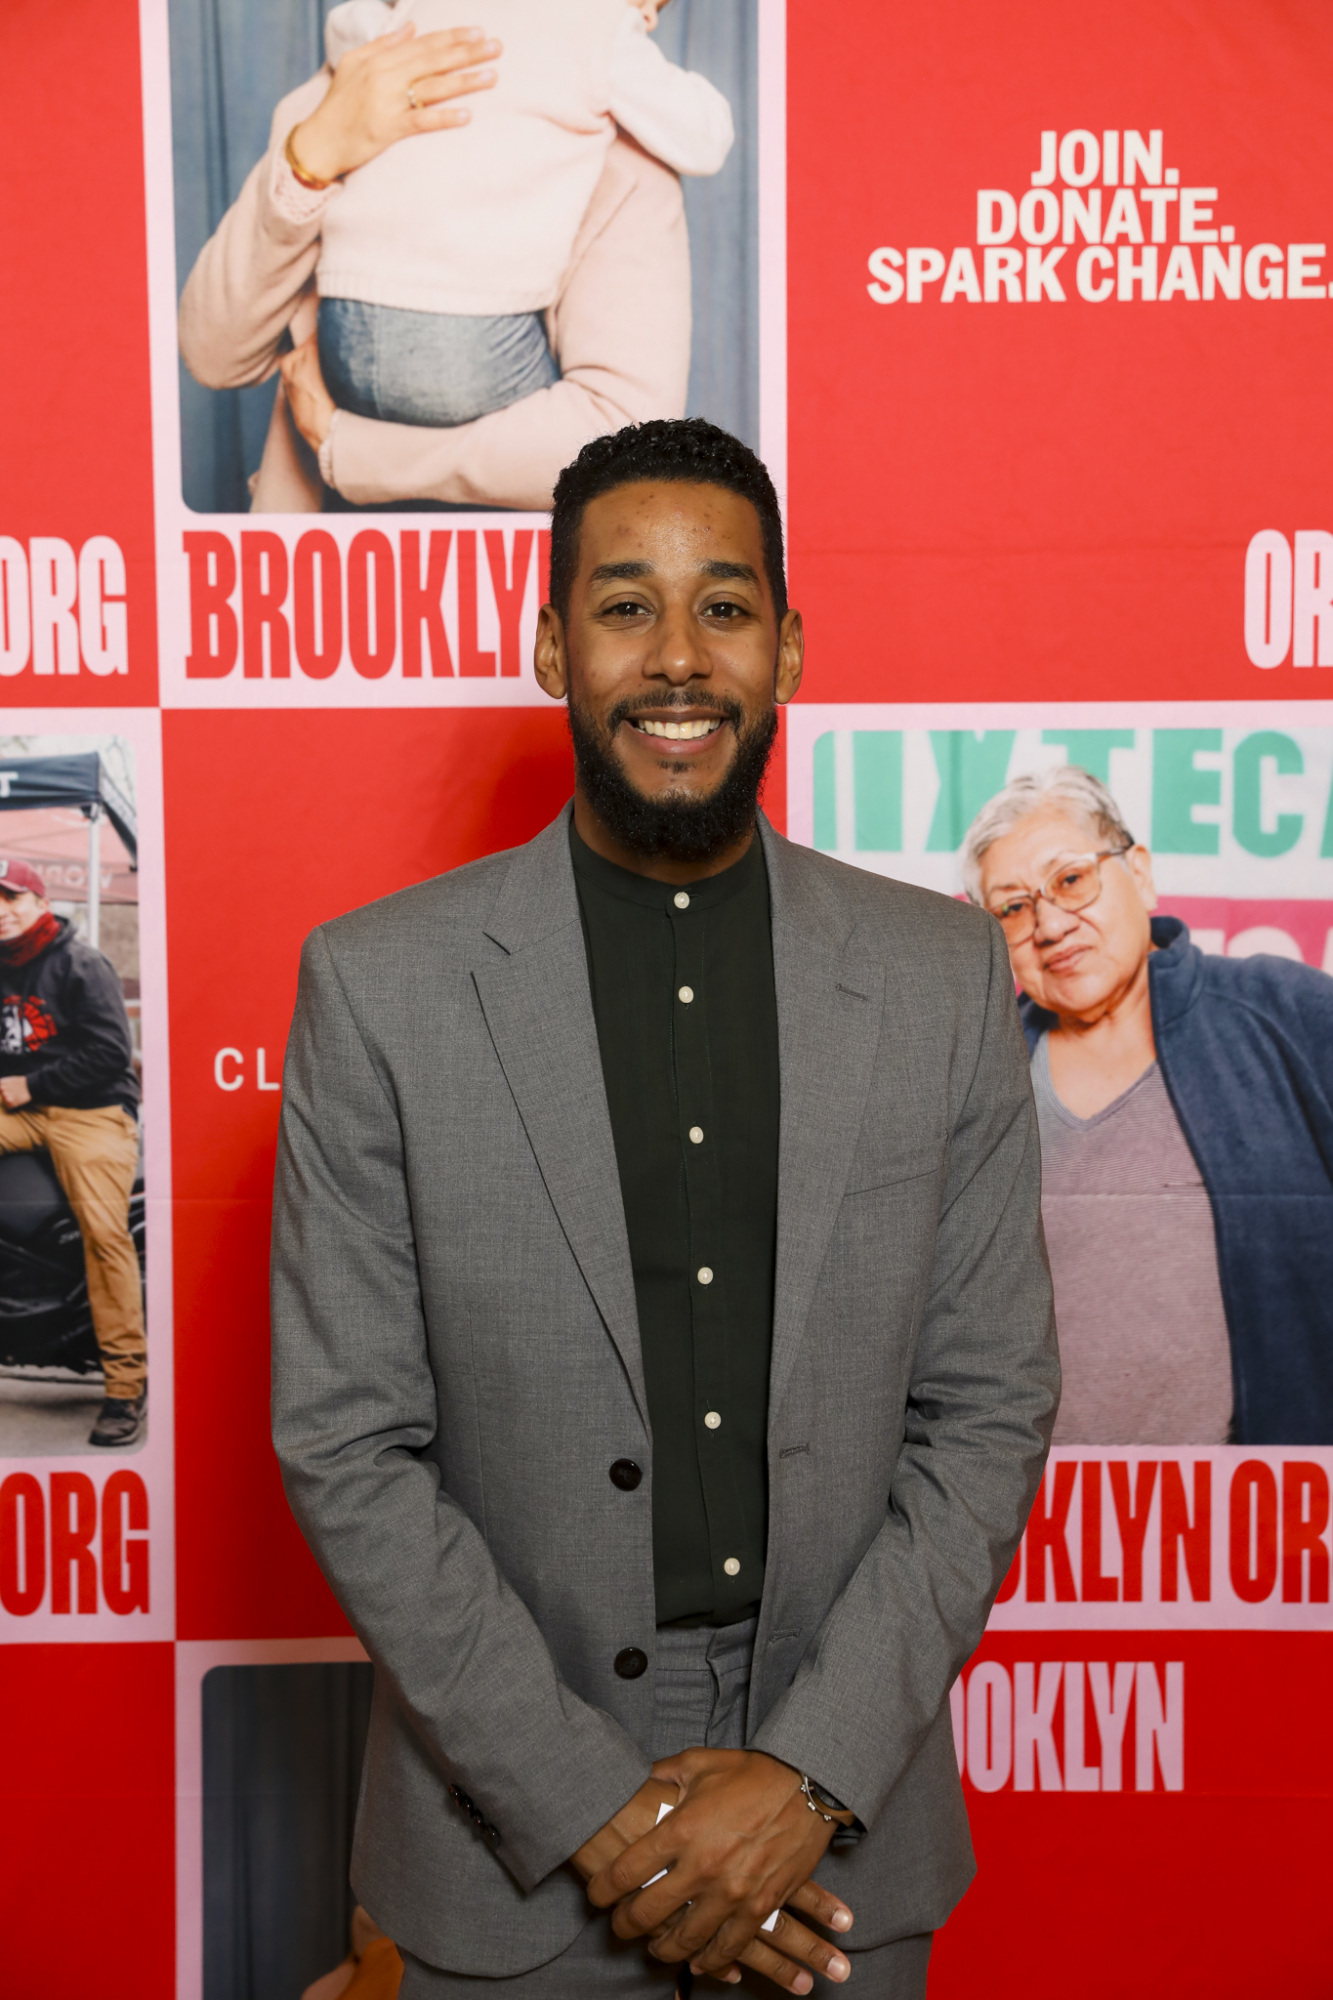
[567,691,779,865]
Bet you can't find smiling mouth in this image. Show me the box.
[629,717,726,741]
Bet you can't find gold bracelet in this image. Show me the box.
[284,125,335,192]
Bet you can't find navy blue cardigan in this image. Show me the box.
[1020,916,1333,1444]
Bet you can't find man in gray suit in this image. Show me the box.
[271,419,1058,1999]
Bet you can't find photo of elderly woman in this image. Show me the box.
[170,0,757,513]
[963,765,1333,1450]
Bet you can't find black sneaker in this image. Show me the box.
[89,1394,146,1448]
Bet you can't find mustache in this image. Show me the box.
[603,690,745,735]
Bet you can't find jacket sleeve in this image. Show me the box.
[750,917,1060,1826]
[270,928,651,1892]
[329,137,691,510]
[25,955,135,1109]
[178,76,331,392]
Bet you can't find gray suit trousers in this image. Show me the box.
[398,1622,932,2000]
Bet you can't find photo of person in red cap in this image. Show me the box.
[0,857,146,1447]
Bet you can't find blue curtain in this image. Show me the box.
[170,0,760,512]
[653,1,760,452]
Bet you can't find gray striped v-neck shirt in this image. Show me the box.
[1033,1033,1233,1445]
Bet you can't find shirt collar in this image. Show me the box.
[569,821,767,912]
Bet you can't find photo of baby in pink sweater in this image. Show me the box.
[174,0,759,513]
[316,0,734,429]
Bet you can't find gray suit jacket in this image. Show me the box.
[270,808,1058,1976]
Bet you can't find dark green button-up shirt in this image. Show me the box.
[571,825,780,1625]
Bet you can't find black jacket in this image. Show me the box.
[0,919,139,1117]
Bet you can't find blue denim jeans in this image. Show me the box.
[318,297,559,428]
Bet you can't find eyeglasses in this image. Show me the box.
[984,847,1132,944]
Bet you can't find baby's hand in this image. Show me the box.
[281,336,337,455]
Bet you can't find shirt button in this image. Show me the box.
[704,1411,722,1430]
[678,985,694,1004]
[697,1266,713,1285]
[673,891,690,910]
[614,1647,649,1680]
[688,1126,704,1144]
[723,1558,741,1577]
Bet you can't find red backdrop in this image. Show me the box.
[1,3,1330,1994]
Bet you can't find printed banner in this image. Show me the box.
[3,1,1333,1995]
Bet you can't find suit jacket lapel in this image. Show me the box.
[761,820,886,1420]
[472,811,649,1427]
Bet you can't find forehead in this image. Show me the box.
[980,806,1100,882]
[576,480,766,574]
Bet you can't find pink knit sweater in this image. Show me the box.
[178,76,691,513]
[318,0,732,315]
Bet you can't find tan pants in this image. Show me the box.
[0,1102,146,1399]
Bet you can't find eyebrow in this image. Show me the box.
[985,852,1093,894]
[588,559,761,586]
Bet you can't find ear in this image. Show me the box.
[1126,843,1158,913]
[775,608,804,704]
[533,602,569,700]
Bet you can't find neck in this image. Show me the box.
[571,789,757,885]
[1051,951,1156,1054]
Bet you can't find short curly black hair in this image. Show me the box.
[547,418,787,624]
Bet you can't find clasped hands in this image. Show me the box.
[572,1750,853,1993]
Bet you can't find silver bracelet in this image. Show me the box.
[800,1774,843,1823]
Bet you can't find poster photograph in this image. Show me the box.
[0,710,172,1645]
[0,735,145,1453]
[146,0,779,704]
[789,704,1333,1446]
[4,0,1333,1995]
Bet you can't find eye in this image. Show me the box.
[702,597,748,620]
[602,597,650,619]
[993,898,1029,922]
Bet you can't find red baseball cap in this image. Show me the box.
[0,859,48,898]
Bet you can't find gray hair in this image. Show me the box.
[960,765,1135,904]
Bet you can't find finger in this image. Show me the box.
[608,1881,700,1942]
[649,1752,694,1786]
[787,1878,854,1935]
[395,27,500,75]
[411,63,498,108]
[644,1895,739,1967]
[406,104,474,132]
[741,1910,851,1985]
[731,1936,820,1996]
[684,1908,781,1980]
[586,1828,678,1910]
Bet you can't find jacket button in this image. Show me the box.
[609,1459,642,1491]
[614,1646,648,1680]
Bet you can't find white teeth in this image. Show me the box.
[634,718,722,740]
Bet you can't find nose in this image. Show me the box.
[1032,892,1078,944]
[647,599,710,686]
